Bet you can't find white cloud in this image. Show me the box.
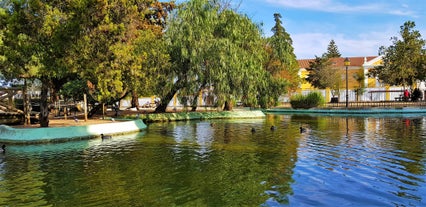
[265,0,417,16]
[265,0,333,9]
[292,30,395,59]
[291,33,331,59]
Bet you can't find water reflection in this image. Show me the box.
[285,114,426,206]
[0,114,425,206]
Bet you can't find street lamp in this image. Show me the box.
[344,57,350,108]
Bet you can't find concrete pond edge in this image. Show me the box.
[1,110,266,144]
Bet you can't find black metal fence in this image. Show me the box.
[325,100,426,108]
[286,87,426,108]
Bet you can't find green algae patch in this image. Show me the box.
[126,110,265,123]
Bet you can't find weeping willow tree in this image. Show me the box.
[155,0,284,112]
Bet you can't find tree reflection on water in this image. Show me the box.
[1,114,425,206]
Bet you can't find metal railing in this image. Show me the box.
[325,100,426,108]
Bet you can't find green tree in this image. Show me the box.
[156,0,274,112]
[369,21,426,88]
[1,0,174,125]
[1,0,94,126]
[0,1,47,125]
[70,0,173,115]
[353,70,365,101]
[265,13,298,92]
[305,56,341,97]
[324,39,341,58]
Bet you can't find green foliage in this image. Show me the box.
[256,74,288,108]
[266,13,298,91]
[305,56,341,96]
[59,80,87,102]
[290,92,325,109]
[2,0,295,116]
[1,0,175,125]
[369,21,426,87]
[70,0,173,103]
[306,40,341,95]
[353,70,366,100]
[160,0,278,111]
[0,1,43,81]
[324,39,341,58]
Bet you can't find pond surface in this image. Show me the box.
[1,114,425,206]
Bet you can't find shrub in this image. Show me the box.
[290,92,325,109]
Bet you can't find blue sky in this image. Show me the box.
[175,0,426,59]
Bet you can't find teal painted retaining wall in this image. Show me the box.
[266,107,426,115]
[0,119,147,144]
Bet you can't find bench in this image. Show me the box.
[395,96,403,101]
[395,95,410,101]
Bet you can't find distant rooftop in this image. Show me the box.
[297,56,378,68]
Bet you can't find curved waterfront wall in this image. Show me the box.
[0,119,147,144]
[0,110,265,144]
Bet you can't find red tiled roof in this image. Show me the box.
[298,56,378,68]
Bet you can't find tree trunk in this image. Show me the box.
[191,83,206,112]
[154,89,176,113]
[223,100,233,111]
[87,92,129,118]
[39,79,50,127]
[191,95,198,112]
[88,103,103,118]
[154,78,184,113]
[23,79,31,125]
[131,90,139,110]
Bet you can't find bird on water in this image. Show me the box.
[1,144,5,153]
[300,126,307,133]
[101,134,112,139]
[251,127,256,133]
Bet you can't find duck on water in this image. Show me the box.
[101,134,112,140]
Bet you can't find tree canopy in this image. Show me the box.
[155,0,286,112]
[1,0,299,125]
[324,39,341,58]
[369,21,426,87]
[265,13,298,92]
[1,0,174,126]
[305,56,341,96]
[305,40,342,97]
[71,0,173,107]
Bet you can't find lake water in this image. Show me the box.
[1,114,425,206]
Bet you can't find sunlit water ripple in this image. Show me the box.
[1,114,425,206]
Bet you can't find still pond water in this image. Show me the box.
[1,113,426,206]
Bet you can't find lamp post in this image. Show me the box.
[344,57,350,108]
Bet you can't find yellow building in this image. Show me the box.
[297,56,383,91]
